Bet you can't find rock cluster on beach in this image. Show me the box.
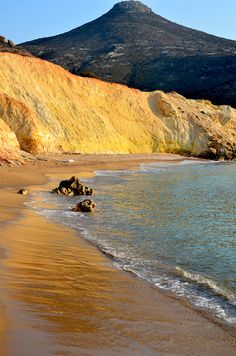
[52,176,96,213]
[52,176,94,196]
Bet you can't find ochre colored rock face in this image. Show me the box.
[0,117,20,160]
[0,52,235,159]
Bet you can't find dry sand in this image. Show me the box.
[0,154,235,355]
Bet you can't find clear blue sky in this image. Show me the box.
[1,0,236,44]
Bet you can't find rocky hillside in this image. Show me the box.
[0,35,31,56]
[20,1,236,107]
[0,52,235,160]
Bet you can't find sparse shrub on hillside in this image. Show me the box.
[79,71,100,79]
[0,36,15,48]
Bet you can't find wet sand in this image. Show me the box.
[0,154,235,355]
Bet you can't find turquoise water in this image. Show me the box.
[31,160,236,324]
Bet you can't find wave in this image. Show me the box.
[95,169,139,177]
[95,160,218,177]
[141,159,219,172]
[110,252,236,325]
[118,260,236,324]
[176,267,236,306]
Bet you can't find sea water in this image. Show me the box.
[29,160,236,324]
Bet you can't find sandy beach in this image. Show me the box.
[0,154,235,355]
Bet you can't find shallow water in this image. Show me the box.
[29,160,236,325]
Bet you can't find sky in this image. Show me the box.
[1,0,236,44]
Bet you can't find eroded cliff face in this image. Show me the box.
[0,118,20,160]
[0,52,235,159]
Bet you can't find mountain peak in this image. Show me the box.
[111,1,153,14]
[21,0,236,108]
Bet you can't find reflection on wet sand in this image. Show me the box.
[0,190,236,355]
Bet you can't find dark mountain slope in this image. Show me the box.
[20,1,236,107]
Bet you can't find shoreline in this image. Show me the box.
[0,154,235,355]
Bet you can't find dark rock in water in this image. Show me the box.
[72,199,96,213]
[52,176,94,196]
[18,188,28,195]
[20,0,236,107]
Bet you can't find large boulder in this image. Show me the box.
[72,199,96,213]
[52,176,94,196]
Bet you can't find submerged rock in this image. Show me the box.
[18,188,28,195]
[72,199,96,213]
[52,176,94,196]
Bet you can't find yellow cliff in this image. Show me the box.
[0,52,235,159]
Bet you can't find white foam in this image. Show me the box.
[141,159,218,172]
[95,169,138,177]
[176,267,236,306]
[95,159,219,177]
